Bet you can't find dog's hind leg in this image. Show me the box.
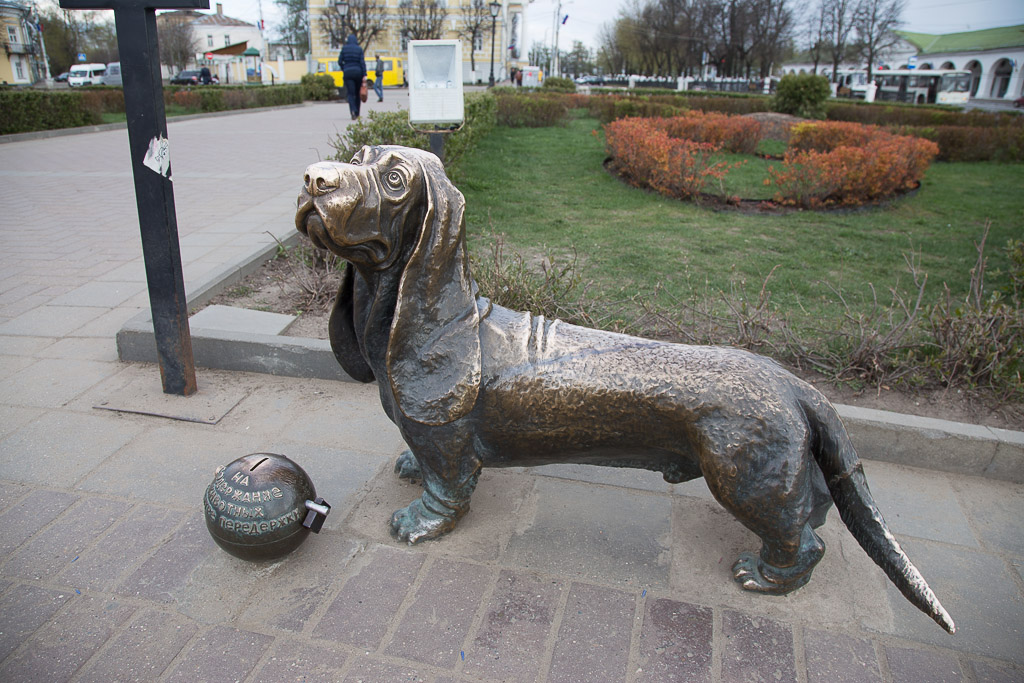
[731,523,825,594]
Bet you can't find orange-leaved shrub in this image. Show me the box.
[770,121,938,208]
[661,111,761,154]
[604,116,742,199]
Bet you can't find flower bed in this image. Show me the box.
[605,113,939,209]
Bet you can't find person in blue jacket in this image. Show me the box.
[338,35,366,120]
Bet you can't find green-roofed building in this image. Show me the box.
[894,25,1024,100]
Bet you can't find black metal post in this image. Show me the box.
[60,0,207,396]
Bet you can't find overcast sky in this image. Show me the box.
[208,0,1024,51]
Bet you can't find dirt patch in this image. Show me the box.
[207,253,1022,431]
[743,112,804,142]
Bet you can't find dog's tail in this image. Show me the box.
[801,393,955,634]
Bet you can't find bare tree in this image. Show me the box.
[853,0,904,81]
[823,0,855,81]
[456,0,488,73]
[157,13,199,74]
[274,0,309,59]
[398,0,448,41]
[320,0,385,53]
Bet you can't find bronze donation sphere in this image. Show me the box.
[204,453,321,561]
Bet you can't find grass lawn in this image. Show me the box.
[456,114,1023,337]
[100,104,196,124]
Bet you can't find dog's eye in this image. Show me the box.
[384,170,404,189]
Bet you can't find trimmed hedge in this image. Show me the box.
[898,124,1024,162]
[496,91,572,127]
[1,84,307,135]
[0,90,101,134]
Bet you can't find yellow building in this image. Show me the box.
[0,0,40,85]
[308,0,527,84]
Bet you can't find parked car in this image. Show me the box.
[54,72,69,82]
[68,63,106,87]
[170,69,201,85]
[1014,96,1024,109]
[102,62,122,86]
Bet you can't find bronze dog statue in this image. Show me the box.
[295,145,954,633]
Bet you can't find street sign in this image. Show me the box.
[77,52,87,61]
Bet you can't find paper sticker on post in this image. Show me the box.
[143,135,172,180]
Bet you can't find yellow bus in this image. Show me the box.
[316,56,406,88]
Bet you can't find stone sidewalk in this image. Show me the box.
[1,98,1023,682]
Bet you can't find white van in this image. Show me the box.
[102,62,122,86]
[68,63,106,87]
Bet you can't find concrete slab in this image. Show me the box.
[89,364,250,425]
[189,304,296,336]
[503,477,672,589]
[882,537,1024,664]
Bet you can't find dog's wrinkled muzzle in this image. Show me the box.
[296,161,387,263]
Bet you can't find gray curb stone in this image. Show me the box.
[117,237,1024,484]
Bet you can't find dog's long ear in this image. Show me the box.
[328,263,375,383]
[386,157,481,425]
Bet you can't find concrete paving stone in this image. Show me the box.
[4,497,124,580]
[189,304,296,336]
[164,626,275,682]
[116,513,217,605]
[36,336,119,362]
[547,582,636,683]
[75,608,199,683]
[384,557,493,668]
[885,644,965,682]
[0,354,38,380]
[668,496,896,633]
[0,409,146,487]
[255,444,386,531]
[50,281,142,308]
[0,305,111,337]
[803,629,882,683]
[347,468,532,564]
[0,490,79,556]
[0,584,73,661]
[0,404,44,441]
[463,569,565,682]
[315,544,425,650]
[503,477,671,589]
[861,460,978,547]
[341,654,430,682]
[235,534,363,633]
[0,594,135,683]
[58,504,186,592]
[0,334,56,355]
[0,357,117,409]
[279,397,408,457]
[250,638,351,682]
[721,609,797,683]
[970,660,1024,682]
[527,462,675,494]
[951,475,1024,557]
[71,306,148,338]
[634,597,713,682]
[94,261,147,283]
[883,537,1024,664]
[75,423,263,502]
[0,294,55,320]
[0,480,28,513]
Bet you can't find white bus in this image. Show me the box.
[834,70,870,99]
[874,69,972,105]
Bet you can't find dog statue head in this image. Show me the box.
[295,145,481,426]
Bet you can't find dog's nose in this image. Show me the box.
[303,163,342,197]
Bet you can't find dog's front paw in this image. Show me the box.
[390,497,458,544]
[394,450,422,482]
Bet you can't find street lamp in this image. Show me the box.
[488,1,501,87]
[337,0,349,30]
